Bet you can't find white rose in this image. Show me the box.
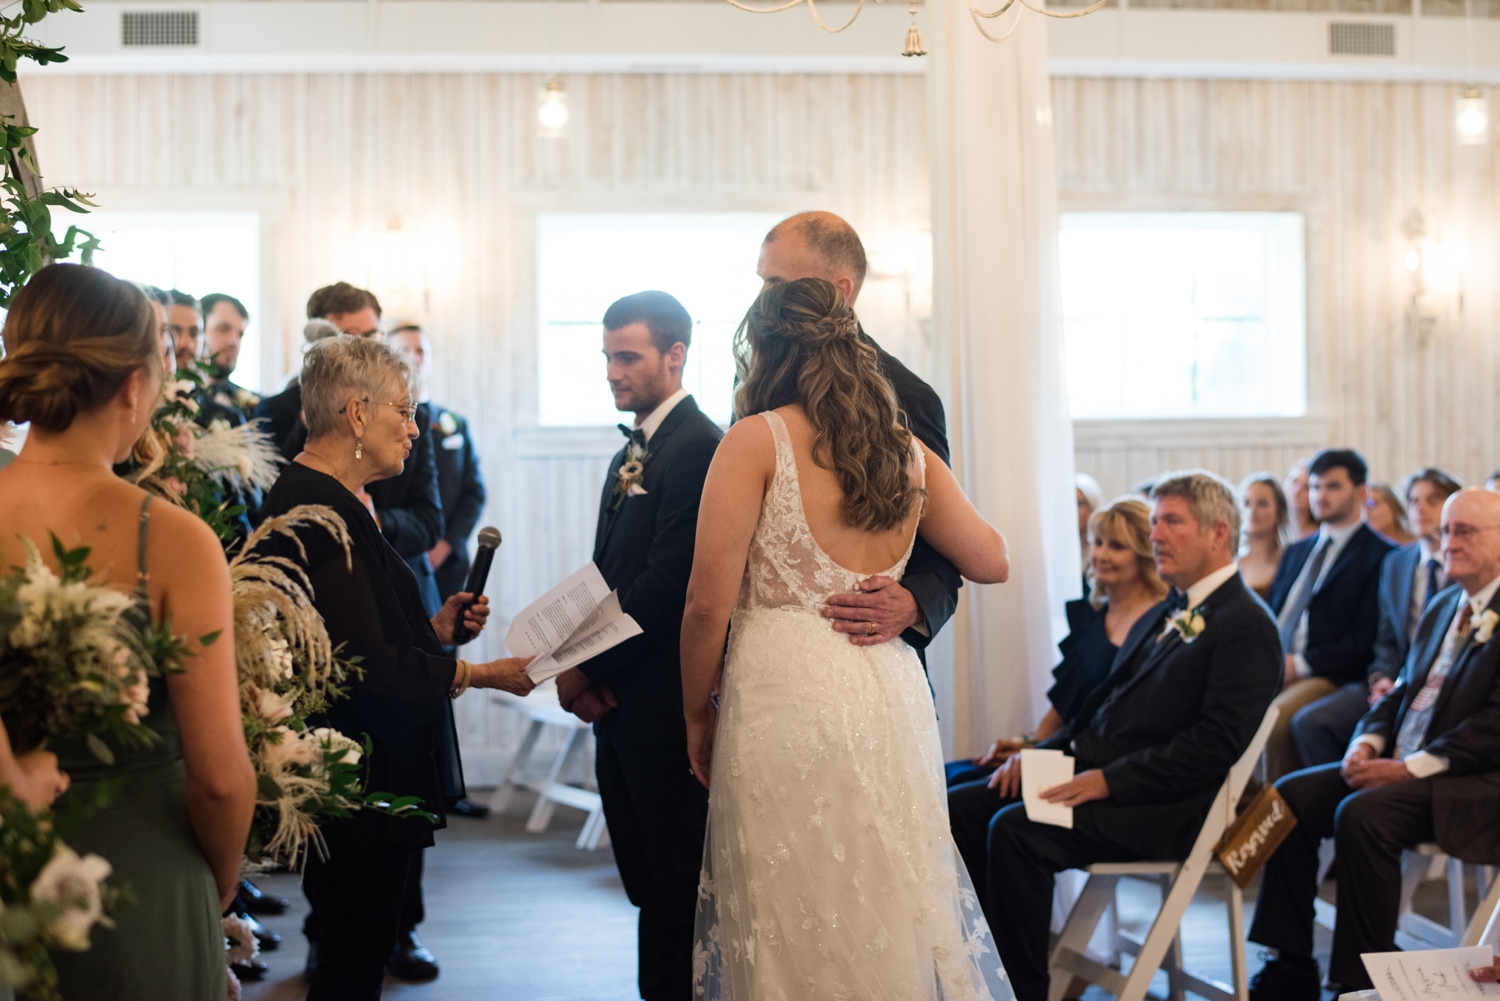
[260,726,319,771]
[253,688,294,724]
[29,845,112,951]
[312,727,362,766]
[264,636,295,681]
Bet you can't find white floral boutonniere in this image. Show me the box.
[1471,608,1499,645]
[1167,606,1208,644]
[612,440,650,509]
[234,386,260,412]
[438,410,459,436]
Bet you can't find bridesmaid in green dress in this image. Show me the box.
[0,264,257,1000]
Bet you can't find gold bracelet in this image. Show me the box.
[450,659,473,699]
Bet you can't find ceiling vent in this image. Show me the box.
[1329,22,1395,56]
[121,11,199,47]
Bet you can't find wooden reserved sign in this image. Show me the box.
[1215,784,1298,888]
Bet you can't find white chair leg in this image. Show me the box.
[1449,858,1469,941]
[1048,874,1120,1001]
[489,718,543,813]
[1117,855,1212,1001]
[1166,928,1187,1001]
[1229,880,1249,1001]
[526,727,584,833]
[1465,864,1500,947]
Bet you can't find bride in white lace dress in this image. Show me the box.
[681,278,1014,1001]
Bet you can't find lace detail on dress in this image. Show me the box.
[738,410,922,616]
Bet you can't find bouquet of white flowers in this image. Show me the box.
[0,791,123,1001]
[232,507,432,870]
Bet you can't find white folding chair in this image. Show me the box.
[1312,843,1500,950]
[1047,706,1279,1001]
[487,685,610,850]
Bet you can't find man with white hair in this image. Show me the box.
[949,471,1283,1001]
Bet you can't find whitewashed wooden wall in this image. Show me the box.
[21,71,932,775]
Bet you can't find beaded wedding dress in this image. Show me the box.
[692,411,1012,1001]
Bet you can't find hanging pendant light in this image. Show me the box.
[538,79,568,138]
[1457,86,1488,146]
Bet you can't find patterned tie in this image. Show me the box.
[1279,537,1331,654]
[1394,601,1472,759]
[618,423,647,450]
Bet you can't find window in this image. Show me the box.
[55,210,263,391]
[536,213,783,426]
[1060,212,1306,420]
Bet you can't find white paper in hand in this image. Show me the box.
[506,562,643,683]
[1020,748,1075,829]
[1361,946,1500,1000]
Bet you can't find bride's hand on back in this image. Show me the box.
[686,710,717,790]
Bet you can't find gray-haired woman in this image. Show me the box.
[259,335,532,1000]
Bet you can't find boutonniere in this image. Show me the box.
[1167,606,1208,643]
[437,411,458,436]
[1471,608,1499,644]
[234,387,260,412]
[612,441,650,508]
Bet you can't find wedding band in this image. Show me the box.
[867,622,876,636]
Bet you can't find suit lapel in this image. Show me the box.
[595,444,629,557]
[1391,544,1419,634]
[1114,574,1245,700]
[1427,591,1500,726]
[1274,540,1314,612]
[1313,525,1370,596]
[1398,589,1466,728]
[596,395,702,553]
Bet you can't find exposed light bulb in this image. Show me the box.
[538,79,569,137]
[1457,87,1488,145]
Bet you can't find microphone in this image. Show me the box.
[451,526,501,646]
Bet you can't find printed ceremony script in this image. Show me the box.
[509,562,642,683]
[1360,946,1500,1000]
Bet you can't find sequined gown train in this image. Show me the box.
[692,411,1012,1001]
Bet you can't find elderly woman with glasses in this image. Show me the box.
[259,335,534,1000]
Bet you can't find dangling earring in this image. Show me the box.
[355,438,364,460]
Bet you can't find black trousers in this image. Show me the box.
[302,816,418,1001]
[1291,682,1371,768]
[399,848,425,934]
[1248,762,1437,989]
[948,779,1194,1001]
[594,733,709,1001]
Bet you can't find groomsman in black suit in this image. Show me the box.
[1248,487,1500,1000]
[1292,467,1463,766]
[198,293,261,425]
[948,471,1282,1001]
[556,291,722,1001]
[1265,448,1393,778]
[754,211,962,657]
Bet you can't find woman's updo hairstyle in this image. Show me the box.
[734,277,922,533]
[0,263,158,433]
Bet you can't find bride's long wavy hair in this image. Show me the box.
[734,278,922,533]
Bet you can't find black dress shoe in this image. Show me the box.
[1249,954,1321,1001]
[240,910,280,951]
[448,797,491,819]
[387,929,440,981]
[230,958,269,982]
[238,878,288,915]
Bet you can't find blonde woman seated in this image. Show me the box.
[1239,472,1294,601]
[946,497,1169,787]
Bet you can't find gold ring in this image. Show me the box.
[867,622,876,636]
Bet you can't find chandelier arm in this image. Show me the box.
[964,0,1021,21]
[969,1,1025,41]
[804,0,869,33]
[723,0,810,13]
[1015,0,1112,19]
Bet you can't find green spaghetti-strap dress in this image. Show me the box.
[48,495,226,1000]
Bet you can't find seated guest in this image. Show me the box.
[260,334,535,1000]
[1367,481,1416,544]
[1292,467,1462,766]
[256,282,383,461]
[1265,448,1393,779]
[948,496,1167,786]
[1284,457,1319,539]
[1239,472,1293,600]
[1247,487,1500,1000]
[1075,472,1104,595]
[949,471,1281,1001]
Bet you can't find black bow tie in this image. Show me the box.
[618,424,646,449]
[1163,590,1189,614]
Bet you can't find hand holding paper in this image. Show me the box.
[507,563,643,683]
[1020,748,1075,829]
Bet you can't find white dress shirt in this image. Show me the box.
[1156,561,1240,640]
[634,387,690,445]
[1283,518,1365,679]
[1353,572,1500,778]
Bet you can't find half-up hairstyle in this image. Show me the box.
[734,277,921,533]
[0,264,158,434]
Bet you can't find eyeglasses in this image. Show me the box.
[339,398,418,422]
[1440,524,1500,542]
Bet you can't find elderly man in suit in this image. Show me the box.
[949,470,1283,1001]
[754,211,962,660]
[1248,487,1500,999]
[1292,467,1464,766]
[1265,448,1394,778]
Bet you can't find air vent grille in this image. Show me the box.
[1329,21,1395,55]
[121,11,199,47]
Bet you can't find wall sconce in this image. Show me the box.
[1402,210,1437,347]
[1401,210,1469,347]
[1457,87,1489,146]
[538,79,569,138]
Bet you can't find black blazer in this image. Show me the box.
[261,462,455,848]
[1268,524,1394,685]
[1354,583,1500,863]
[577,396,723,743]
[428,403,487,602]
[1042,572,1282,846]
[253,379,308,463]
[863,330,962,658]
[1369,542,1424,684]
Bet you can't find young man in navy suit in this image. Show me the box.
[1265,448,1394,779]
[556,291,722,1001]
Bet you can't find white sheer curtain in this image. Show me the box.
[927,6,1081,755]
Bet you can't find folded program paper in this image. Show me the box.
[1020,748,1075,829]
[508,562,643,683]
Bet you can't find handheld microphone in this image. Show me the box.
[451,526,501,646]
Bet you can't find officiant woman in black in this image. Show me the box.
[259,334,535,1000]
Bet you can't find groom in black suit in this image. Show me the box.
[755,212,962,658]
[948,471,1282,1001]
[555,291,722,1001]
